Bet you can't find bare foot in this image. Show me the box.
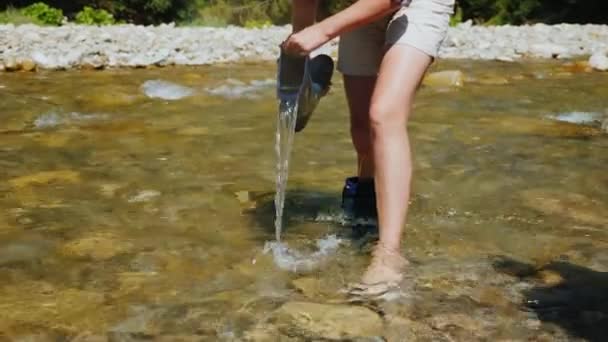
[346,243,409,298]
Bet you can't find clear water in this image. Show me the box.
[0,60,607,340]
[273,99,298,242]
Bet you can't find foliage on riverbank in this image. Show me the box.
[1,0,608,27]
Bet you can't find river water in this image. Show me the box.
[0,59,607,341]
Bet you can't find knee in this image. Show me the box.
[369,100,409,136]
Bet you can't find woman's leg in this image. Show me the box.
[360,43,432,285]
[344,75,376,178]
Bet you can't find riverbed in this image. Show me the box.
[0,59,607,340]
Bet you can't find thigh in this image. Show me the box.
[370,44,432,125]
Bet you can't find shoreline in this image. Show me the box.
[1,22,608,72]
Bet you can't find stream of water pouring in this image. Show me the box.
[273,99,298,242]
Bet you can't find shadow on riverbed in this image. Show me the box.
[493,257,608,342]
[243,189,345,236]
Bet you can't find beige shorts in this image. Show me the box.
[337,0,454,76]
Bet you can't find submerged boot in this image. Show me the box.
[341,177,378,234]
[277,51,334,132]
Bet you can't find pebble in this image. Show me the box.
[589,52,608,71]
[0,23,606,70]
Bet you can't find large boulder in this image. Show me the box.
[272,301,383,340]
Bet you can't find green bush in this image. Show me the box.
[0,6,38,24]
[21,2,63,25]
[75,6,115,25]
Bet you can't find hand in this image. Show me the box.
[281,24,331,57]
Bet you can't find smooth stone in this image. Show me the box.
[60,232,134,261]
[4,57,19,71]
[9,170,81,188]
[589,53,608,71]
[291,277,322,298]
[273,301,383,340]
[423,70,464,88]
[21,59,37,72]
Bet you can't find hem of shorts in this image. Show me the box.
[387,39,438,59]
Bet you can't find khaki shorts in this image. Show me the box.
[337,0,454,76]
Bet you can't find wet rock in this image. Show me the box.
[60,232,134,261]
[99,183,124,198]
[9,170,81,188]
[5,56,19,71]
[77,90,141,109]
[108,307,163,340]
[141,80,194,100]
[537,269,564,286]
[235,190,251,204]
[521,189,607,227]
[205,78,275,99]
[479,116,603,138]
[426,313,484,332]
[127,190,161,203]
[423,70,464,88]
[589,52,608,71]
[476,76,510,85]
[548,111,603,125]
[385,316,445,342]
[0,238,52,266]
[273,301,383,340]
[291,277,322,298]
[21,59,37,72]
[561,60,593,73]
[81,53,108,70]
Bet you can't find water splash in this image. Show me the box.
[264,235,342,273]
[274,99,298,242]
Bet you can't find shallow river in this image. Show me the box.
[0,59,607,341]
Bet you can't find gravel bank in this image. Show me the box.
[1,22,608,71]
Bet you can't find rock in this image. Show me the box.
[602,118,608,133]
[0,238,52,266]
[273,301,383,340]
[60,232,134,261]
[426,313,483,332]
[4,56,19,71]
[141,80,194,100]
[0,63,4,72]
[589,53,608,71]
[476,76,509,85]
[127,190,161,203]
[9,170,81,188]
[537,269,564,286]
[291,277,322,298]
[423,70,464,88]
[521,189,607,227]
[529,43,569,59]
[561,60,592,73]
[21,59,37,72]
[80,53,108,70]
[235,190,251,204]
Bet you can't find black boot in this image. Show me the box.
[341,177,378,235]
